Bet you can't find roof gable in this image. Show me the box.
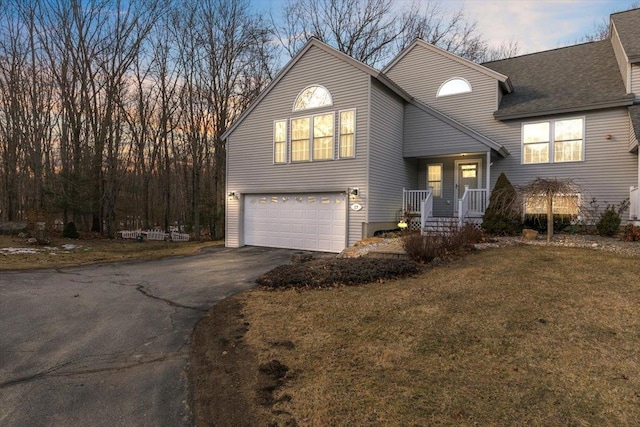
[384,39,513,93]
[222,38,409,140]
[611,8,640,63]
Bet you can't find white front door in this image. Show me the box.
[454,159,482,213]
[455,159,482,198]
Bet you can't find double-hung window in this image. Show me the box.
[291,117,310,161]
[522,117,584,164]
[427,164,443,197]
[554,118,583,162]
[339,110,355,158]
[313,113,334,160]
[273,120,287,163]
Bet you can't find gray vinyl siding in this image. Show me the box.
[404,104,492,157]
[225,45,370,247]
[385,44,500,136]
[368,79,415,223]
[631,64,640,101]
[492,108,637,215]
[611,26,630,93]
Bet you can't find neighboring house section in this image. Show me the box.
[223,8,640,252]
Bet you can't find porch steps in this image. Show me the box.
[422,217,482,234]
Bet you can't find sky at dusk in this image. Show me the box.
[253,0,638,55]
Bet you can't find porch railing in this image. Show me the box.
[420,191,433,231]
[631,186,639,221]
[403,188,432,215]
[458,186,488,225]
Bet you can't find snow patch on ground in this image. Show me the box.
[0,247,38,255]
[0,244,82,255]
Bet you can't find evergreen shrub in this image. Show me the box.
[63,221,80,239]
[481,172,521,235]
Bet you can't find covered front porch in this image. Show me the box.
[401,151,492,232]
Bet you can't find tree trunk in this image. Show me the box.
[546,193,553,243]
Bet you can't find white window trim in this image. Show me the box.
[292,85,333,112]
[427,163,443,197]
[521,116,585,165]
[338,108,356,159]
[437,77,472,97]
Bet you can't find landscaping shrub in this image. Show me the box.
[402,225,485,264]
[256,257,420,289]
[596,201,628,237]
[482,172,522,235]
[402,231,442,264]
[622,224,640,242]
[62,221,80,239]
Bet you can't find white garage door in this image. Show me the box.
[244,193,346,253]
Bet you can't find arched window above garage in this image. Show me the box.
[437,78,472,97]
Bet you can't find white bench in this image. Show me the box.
[170,231,190,242]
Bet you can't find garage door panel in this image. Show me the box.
[244,193,346,253]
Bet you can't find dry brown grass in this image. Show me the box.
[0,235,222,270]
[240,245,640,426]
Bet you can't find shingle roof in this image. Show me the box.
[483,40,634,120]
[611,8,640,63]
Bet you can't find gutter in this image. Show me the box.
[494,97,636,120]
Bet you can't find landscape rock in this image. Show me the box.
[522,229,539,240]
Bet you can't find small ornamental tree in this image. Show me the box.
[519,178,581,243]
[482,172,521,235]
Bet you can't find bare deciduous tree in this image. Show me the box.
[271,0,516,67]
[576,2,639,43]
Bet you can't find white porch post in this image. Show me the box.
[486,151,491,191]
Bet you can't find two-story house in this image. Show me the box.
[222,8,640,253]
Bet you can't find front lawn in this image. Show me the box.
[237,245,640,425]
[0,235,222,270]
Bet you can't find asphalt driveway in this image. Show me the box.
[0,246,295,426]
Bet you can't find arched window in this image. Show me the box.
[293,85,333,111]
[437,78,472,97]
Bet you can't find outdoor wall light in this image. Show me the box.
[349,188,359,197]
[227,191,238,200]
